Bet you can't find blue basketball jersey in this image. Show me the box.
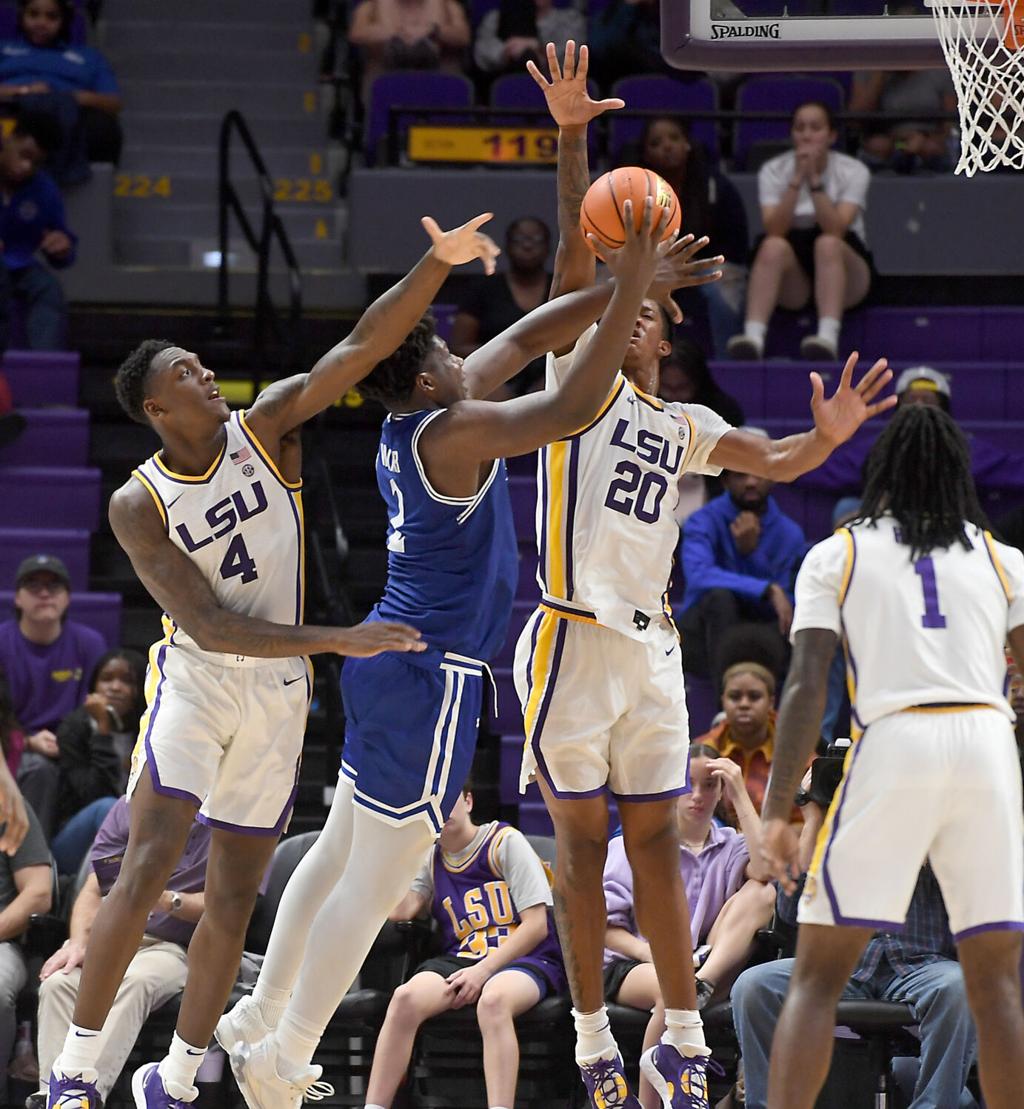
[372,409,518,662]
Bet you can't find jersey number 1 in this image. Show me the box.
[913,557,947,629]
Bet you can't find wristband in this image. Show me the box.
[169,891,183,915]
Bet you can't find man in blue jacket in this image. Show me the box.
[0,110,76,352]
[679,427,808,692]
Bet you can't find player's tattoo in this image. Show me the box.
[551,885,593,1006]
[549,128,591,301]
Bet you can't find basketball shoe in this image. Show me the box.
[45,1067,100,1109]
[130,1063,196,1109]
[229,1037,323,1109]
[215,995,271,1055]
[577,1053,642,1108]
[639,1044,721,1109]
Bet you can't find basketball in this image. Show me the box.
[579,167,682,253]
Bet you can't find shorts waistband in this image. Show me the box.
[540,595,598,624]
[901,702,993,713]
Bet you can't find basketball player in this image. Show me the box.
[760,403,1024,1109]
[216,198,724,1109]
[521,42,896,1109]
[44,213,501,1109]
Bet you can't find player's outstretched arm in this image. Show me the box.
[708,351,897,483]
[244,214,500,440]
[110,483,425,659]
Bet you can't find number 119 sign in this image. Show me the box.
[407,126,558,165]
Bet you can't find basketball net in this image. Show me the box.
[930,0,1024,174]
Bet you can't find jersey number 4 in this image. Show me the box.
[604,461,669,524]
[219,534,258,584]
[913,557,947,629]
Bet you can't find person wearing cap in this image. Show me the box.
[0,554,104,837]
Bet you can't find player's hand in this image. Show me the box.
[760,817,802,895]
[332,622,426,657]
[647,233,723,324]
[590,197,676,295]
[729,510,761,556]
[765,583,794,638]
[40,938,87,980]
[526,41,624,129]
[446,962,490,1007]
[810,351,896,447]
[0,763,28,856]
[422,213,500,275]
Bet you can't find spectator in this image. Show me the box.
[635,115,749,356]
[589,0,668,88]
[0,555,104,836]
[473,0,585,78]
[0,366,26,448]
[33,798,210,1108]
[679,443,808,692]
[603,745,773,1109]
[0,800,52,1103]
[0,0,122,181]
[0,672,25,774]
[849,67,956,175]
[365,785,565,1109]
[49,648,146,874]
[348,0,470,100]
[450,216,551,397]
[727,100,872,362]
[0,111,76,353]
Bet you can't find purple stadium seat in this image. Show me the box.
[684,673,719,737]
[431,303,458,343]
[0,527,90,591]
[733,76,846,170]
[711,364,766,421]
[508,475,537,539]
[494,598,534,667]
[981,308,1024,361]
[3,350,79,407]
[365,71,474,167]
[492,667,523,734]
[0,591,121,647]
[0,407,88,467]
[0,465,101,529]
[862,307,983,362]
[517,544,540,600]
[609,75,720,165]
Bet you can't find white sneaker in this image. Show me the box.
[230,1038,322,1109]
[725,334,763,360]
[800,334,838,360]
[216,995,271,1055]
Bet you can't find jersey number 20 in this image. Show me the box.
[604,461,668,524]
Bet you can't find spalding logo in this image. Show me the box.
[712,23,782,38]
[653,174,675,207]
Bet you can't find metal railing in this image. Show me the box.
[217,109,303,377]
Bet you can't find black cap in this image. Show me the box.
[15,554,71,589]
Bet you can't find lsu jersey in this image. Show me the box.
[536,324,733,641]
[792,517,1024,727]
[132,410,304,666]
[373,409,518,662]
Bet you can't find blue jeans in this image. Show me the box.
[52,796,118,875]
[0,261,67,352]
[820,644,848,745]
[731,957,977,1109]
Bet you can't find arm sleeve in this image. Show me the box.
[472,11,506,72]
[409,847,435,901]
[835,158,870,210]
[495,830,553,911]
[10,803,50,872]
[545,322,599,389]
[789,532,848,638]
[602,836,637,933]
[672,402,734,476]
[681,511,772,603]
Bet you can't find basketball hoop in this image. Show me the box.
[929,0,1024,175]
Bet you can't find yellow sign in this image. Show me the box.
[407,126,558,165]
[114,174,171,198]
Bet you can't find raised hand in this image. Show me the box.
[589,197,678,294]
[647,233,724,324]
[422,212,500,274]
[333,621,427,657]
[526,40,624,129]
[809,352,896,446]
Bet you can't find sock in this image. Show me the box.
[365,1105,387,1109]
[743,320,767,346]
[57,1023,103,1075]
[572,1006,617,1062]
[252,983,291,1030]
[816,316,840,346]
[275,1010,323,1071]
[157,1033,206,1095]
[663,1008,711,1058]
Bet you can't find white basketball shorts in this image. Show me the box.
[514,607,691,800]
[126,642,311,834]
[800,707,1024,940]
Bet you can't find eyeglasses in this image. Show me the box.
[18,577,67,595]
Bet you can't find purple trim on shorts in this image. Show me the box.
[612,783,692,803]
[523,610,542,712]
[954,920,1024,943]
[821,726,873,927]
[197,771,298,837]
[530,619,589,800]
[497,964,552,1000]
[565,439,580,602]
[141,645,203,807]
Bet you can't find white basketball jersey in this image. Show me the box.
[536,324,732,641]
[132,410,304,666]
[792,517,1024,727]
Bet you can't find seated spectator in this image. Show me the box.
[0,0,122,182]
[49,648,146,874]
[33,797,209,1108]
[0,555,104,837]
[366,784,565,1109]
[588,0,668,88]
[727,100,873,363]
[473,0,585,79]
[1,672,26,774]
[450,216,551,397]
[849,66,956,175]
[679,448,808,692]
[0,799,52,1102]
[603,745,773,1109]
[348,0,470,100]
[634,115,749,356]
[0,111,76,352]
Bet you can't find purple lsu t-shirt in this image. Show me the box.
[0,618,106,734]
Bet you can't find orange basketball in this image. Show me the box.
[580,167,682,253]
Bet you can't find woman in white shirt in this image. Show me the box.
[727,100,873,362]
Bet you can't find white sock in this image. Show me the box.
[572,1006,617,1062]
[157,1033,205,1095]
[816,316,840,345]
[57,1023,103,1074]
[744,320,767,345]
[663,1008,711,1058]
[252,983,290,1031]
[274,1010,323,1073]
[365,1104,387,1109]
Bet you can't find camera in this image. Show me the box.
[803,737,852,809]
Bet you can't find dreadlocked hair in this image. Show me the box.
[114,339,175,424]
[855,404,988,559]
[358,313,436,406]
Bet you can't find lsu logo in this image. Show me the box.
[175,481,268,553]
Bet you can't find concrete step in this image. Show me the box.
[113,169,334,206]
[113,201,338,239]
[114,235,342,272]
[114,47,315,85]
[119,79,320,116]
[104,0,309,23]
[118,112,326,151]
[104,21,316,54]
